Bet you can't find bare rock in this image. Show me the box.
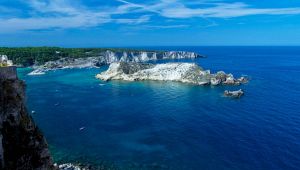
[224,89,244,98]
[0,67,54,170]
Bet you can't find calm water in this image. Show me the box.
[18,47,300,170]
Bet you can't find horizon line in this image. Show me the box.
[1,45,300,48]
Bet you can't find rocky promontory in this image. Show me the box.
[0,67,94,170]
[29,50,202,75]
[0,66,54,170]
[96,62,248,86]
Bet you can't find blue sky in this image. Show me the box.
[1,0,300,47]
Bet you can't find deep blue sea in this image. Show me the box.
[18,47,300,170]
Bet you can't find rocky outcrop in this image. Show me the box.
[29,50,202,75]
[0,66,54,170]
[55,163,83,170]
[55,163,93,170]
[224,89,244,98]
[0,55,13,67]
[96,62,248,86]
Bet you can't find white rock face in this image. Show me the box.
[96,50,201,65]
[0,55,13,66]
[57,163,85,170]
[28,69,46,76]
[224,89,244,98]
[96,62,247,86]
[0,55,8,62]
[28,50,202,75]
[210,77,221,85]
[97,62,211,85]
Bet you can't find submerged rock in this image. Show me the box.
[96,62,248,86]
[224,89,244,98]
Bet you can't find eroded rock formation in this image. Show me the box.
[96,62,248,86]
[29,50,203,75]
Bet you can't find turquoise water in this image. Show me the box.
[18,47,300,170]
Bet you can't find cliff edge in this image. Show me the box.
[0,66,54,170]
[29,50,203,75]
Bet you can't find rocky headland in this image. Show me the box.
[28,50,202,75]
[96,62,248,86]
[0,66,54,170]
[0,67,96,170]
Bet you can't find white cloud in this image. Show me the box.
[0,0,150,33]
[0,16,109,32]
[115,15,150,24]
[118,0,300,18]
[143,24,189,29]
[1,0,300,33]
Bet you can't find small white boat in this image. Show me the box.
[79,127,85,131]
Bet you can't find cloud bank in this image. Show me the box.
[0,0,300,32]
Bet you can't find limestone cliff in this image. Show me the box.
[96,62,248,86]
[0,67,54,170]
[29,50,203,75]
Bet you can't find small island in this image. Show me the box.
[1,48,248,99]
[96,62,248,86]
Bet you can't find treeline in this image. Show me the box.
[0,47,157,66]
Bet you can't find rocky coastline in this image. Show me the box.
[0,66,54,170]
[0,66,97,170]
[0,51,247,169]
[96,62,248,86]
[28,50,202,75]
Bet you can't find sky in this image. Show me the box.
[0,0,300,47]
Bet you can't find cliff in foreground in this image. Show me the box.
[0,67,54,170]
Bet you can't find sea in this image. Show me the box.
[17,46,300,170]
